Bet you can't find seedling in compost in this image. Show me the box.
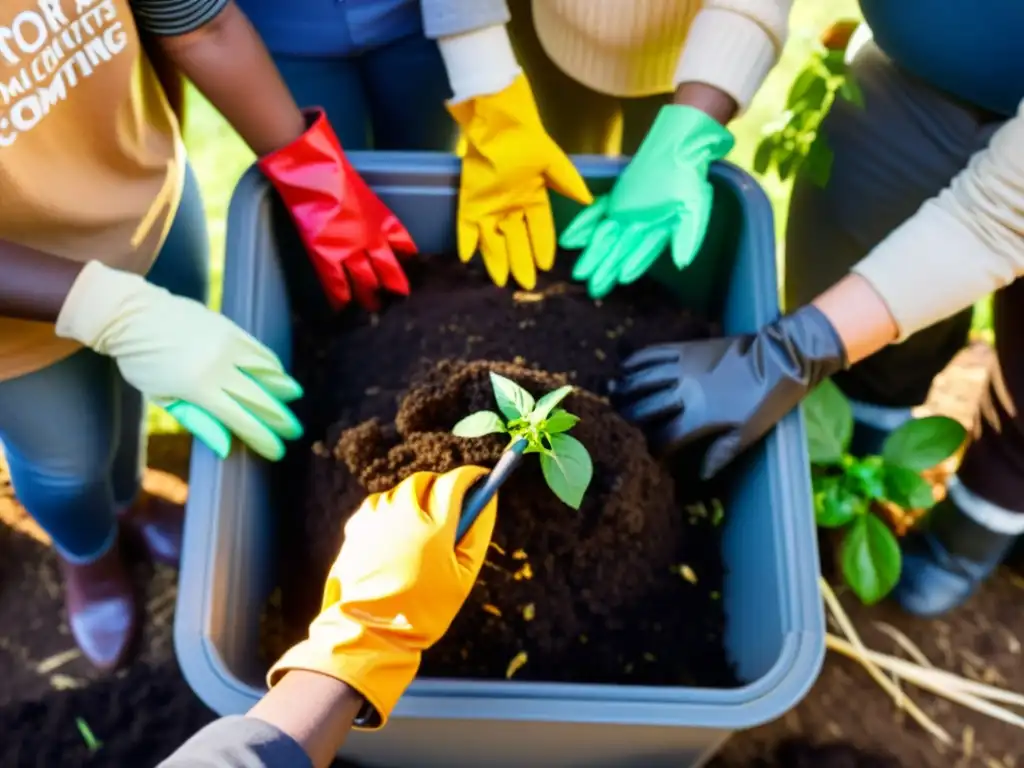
[452,372,594,509]
[804,379,966,605]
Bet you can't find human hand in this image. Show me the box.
[258,110,416,311]
[562,105,734,299]
[612,306,846,478]
[55,261,303,461]
[268,467,496,728]
[449,75,592,290]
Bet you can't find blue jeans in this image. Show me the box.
[0,166,209,562]
[273,30,456,150]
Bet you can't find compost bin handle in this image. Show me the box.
[456,439,527,544]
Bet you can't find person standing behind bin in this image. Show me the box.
[428,0,791,296]
[0,0,426,671]
[611,11,1024,617]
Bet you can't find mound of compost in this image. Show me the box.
[270,258,736,687]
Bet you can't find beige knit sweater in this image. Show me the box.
[439,0,791,110]
[853,100,1024,340]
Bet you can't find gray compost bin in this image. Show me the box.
[176,152,824,768]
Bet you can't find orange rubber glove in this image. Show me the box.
[268,467,496,728]
[448,74,592,290]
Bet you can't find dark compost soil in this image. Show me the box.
[265,257,739,687]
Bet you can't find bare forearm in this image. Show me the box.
[248,671,362,767]
[811,273,898,365]
[673,82,738,125]
[156,1,305,156]
[0,240,83,322]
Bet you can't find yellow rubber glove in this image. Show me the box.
[268,467,496,729]
[55,260,303,461]
[448,74,593,290]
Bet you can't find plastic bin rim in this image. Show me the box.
[175,152,824,730]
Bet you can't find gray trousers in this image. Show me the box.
[786,42,1023,512]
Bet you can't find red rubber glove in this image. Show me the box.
[258,110,417,311]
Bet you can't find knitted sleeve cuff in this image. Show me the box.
[673,6,784,112]
[437,24,521,104]
[851,200,1018,341]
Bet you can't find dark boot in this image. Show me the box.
[118,492,183,567]
[59,537,139,671]
[894,494,1020,617]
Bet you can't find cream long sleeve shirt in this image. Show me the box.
[852,100,1024,340]
[433,0,792,111]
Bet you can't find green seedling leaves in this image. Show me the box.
[805,378,951,605]
[752,135,775,175]
[883,464,937,510]
[754,45,862,187]
[544,409,580,434]
[453,373,594,509]
[813,475,866,528]
[530,385,573,424]
[452,410,506,438]
[803,379,853,464]
[803,134,834,189]
[490,372,536,421]
[76,717,102,753]
[841,513,902,605]
[839,76,865,107]
[845,455,886,501]
[540,433,593,510]
[881,415,966,472]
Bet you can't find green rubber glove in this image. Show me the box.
[165,381,302,463]
[561,105,734,299]
[54,261,304,463]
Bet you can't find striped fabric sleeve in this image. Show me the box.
[130,0,230,36]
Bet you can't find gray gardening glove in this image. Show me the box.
[612,305,848,479]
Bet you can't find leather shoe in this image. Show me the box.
[119,492,183,567]
[59,536,139,671]
[894,497,1019,617]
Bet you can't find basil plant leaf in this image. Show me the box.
[539,433,593,510]
[803,379,854,465]
[841,514,902,605]
[452,411,506,438]
[490,372,536,421]
[882,415,966,472]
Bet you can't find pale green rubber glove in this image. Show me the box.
[561,105,735,299]
[55,261,304,462]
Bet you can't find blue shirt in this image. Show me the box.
[860,0,1024,117]
[238,0,422,57]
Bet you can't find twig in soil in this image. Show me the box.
[962,726,975,764]
[506,651,528,679]
[872,621,934,668]
[820,578,952,745]
[826,635,1024,709]
[50,674,85,690]
[75,717,102,753]
[1004,571,1024,592]
[35,648,81,674]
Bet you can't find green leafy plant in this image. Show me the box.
[753,22,864,188]
[452,372,594,509]
[804,379,966,605]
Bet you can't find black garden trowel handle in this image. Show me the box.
[455,439,527,544]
